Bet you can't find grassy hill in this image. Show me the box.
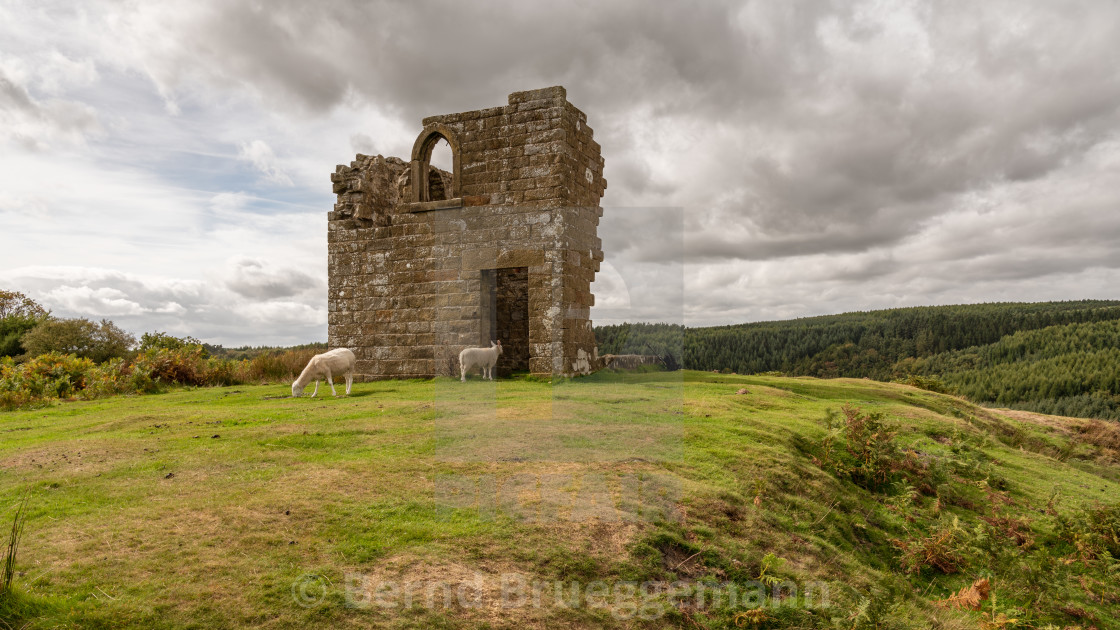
[595,300,1120,419]
[2,372,1119,628]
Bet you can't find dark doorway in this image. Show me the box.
[480,267,530,376]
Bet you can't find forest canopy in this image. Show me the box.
[595,300,1120,420]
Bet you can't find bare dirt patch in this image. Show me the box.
[0,441,134,475]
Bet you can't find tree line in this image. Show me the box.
[0,290,325,410]
[595,300,1120,420]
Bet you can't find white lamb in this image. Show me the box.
[459,340,503,382]
[292,348,356,397]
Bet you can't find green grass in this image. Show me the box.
[1,371,1118,628]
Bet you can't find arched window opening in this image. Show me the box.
[411,125,461,204]
[427,138,453,201]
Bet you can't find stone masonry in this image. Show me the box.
[327,86,606,379]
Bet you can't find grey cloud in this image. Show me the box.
[115,1,1120,261]
[599,206,685,265]
[349,133,376,155]
[0,69,100,149]
[224,258,321,300]
[0,73,36,111]
[683,220,907,263]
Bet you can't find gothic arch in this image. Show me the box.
[410,123,461,203]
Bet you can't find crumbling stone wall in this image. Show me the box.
[327,86,606,379]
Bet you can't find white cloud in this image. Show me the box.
[41,285,145,316]
[233,300,326,327]
[238,139,293,186]
[208,191,252,213]
[5,265,325,347]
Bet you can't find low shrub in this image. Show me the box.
[895,374,950,394]
[0,353,96,409]
[132,347,207,387]
[1057,501,1120,565]
[243,347,321,383]
[891,517,968,574]
[814,404,903,492]
[0,344,322,410]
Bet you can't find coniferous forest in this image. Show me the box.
[594,300,1120,420]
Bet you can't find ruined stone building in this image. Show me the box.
[327,86,606,379]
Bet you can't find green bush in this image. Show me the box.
[139,331,208,356]
[131,347,207,387]
[814,404,903,492]
[20,318,135,363]
[0,290,49,358]
[895,374,950,394]
[0,353,96,410]
[0,344,322,410]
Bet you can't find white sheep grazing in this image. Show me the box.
[459,340,503,382]
[292,348,356,397]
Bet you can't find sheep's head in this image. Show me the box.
[291,381,304,397]
[492,340,503,355]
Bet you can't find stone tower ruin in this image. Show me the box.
[327,86,606,379]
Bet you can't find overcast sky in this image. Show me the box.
[3,1,1120,346]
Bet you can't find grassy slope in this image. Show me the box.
[0,372,1117,629]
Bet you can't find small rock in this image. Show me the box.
[211,434,220,439]
[164,472,174,479]
[285,510,290,516]
[736,388,749,395]
[289,540,296,545]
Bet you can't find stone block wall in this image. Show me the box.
[327,86,606,379]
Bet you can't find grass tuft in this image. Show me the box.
[1,493,27,597]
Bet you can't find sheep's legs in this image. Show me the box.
[326,369,338,396]
[344,372,353,395]
[310,381,319,397]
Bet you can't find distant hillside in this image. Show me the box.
[594,300,1120,419]
[906,319,1120,419]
